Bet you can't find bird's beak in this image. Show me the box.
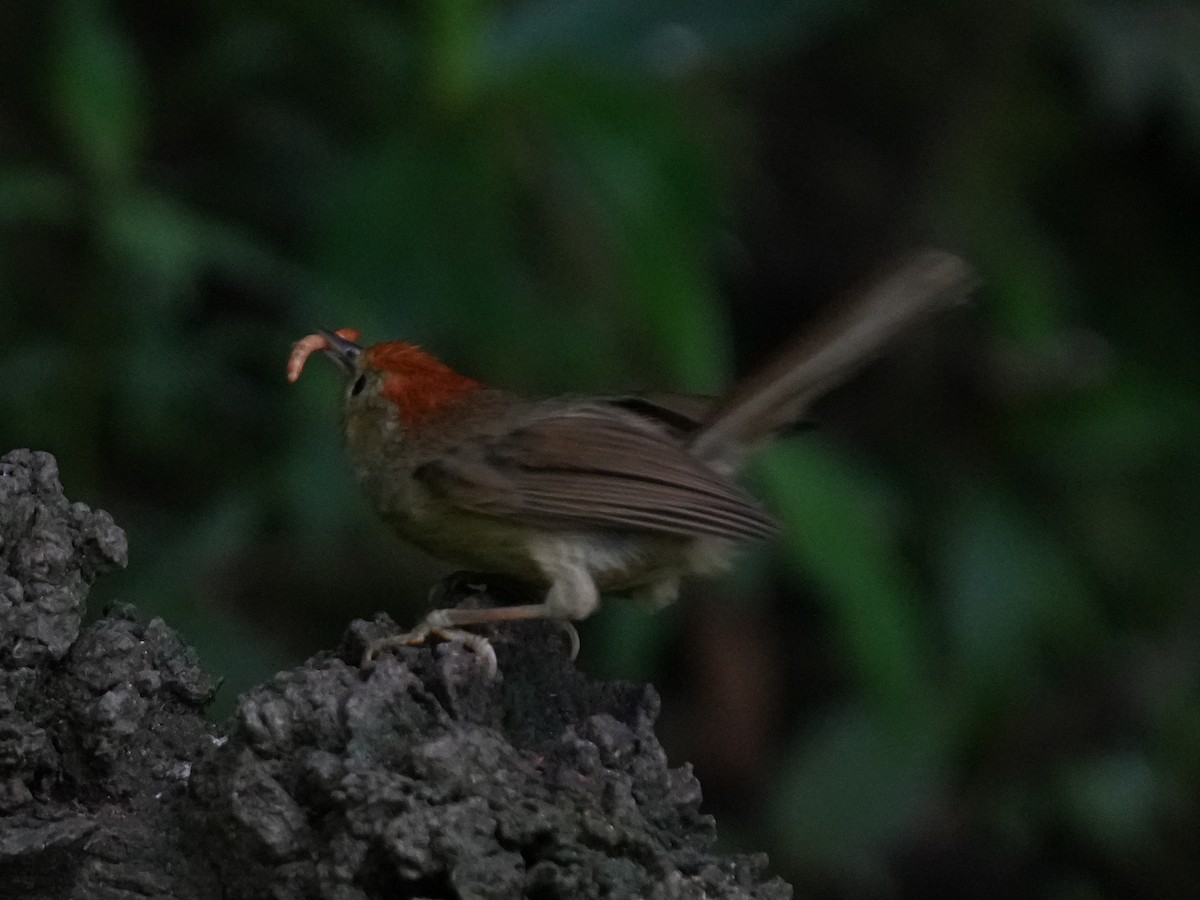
[318,329,363,378]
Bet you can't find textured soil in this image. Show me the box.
[0,448,791,900]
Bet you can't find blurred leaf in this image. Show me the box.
[0,339,72,451]
[318,127,524,344]
[1015,372,1200,610]
[1027,372,1200,481]
[1058,751,1169,857]
[526,70,730,387]
[587,600,677,683]
[1062,1,1200,145]
[938,488,1097,698]
[0,168,74,228]
[484,0,863,79]
[51,0,147,184]
[276,428,361,548]
[771,703,944,881]
[936,73,1077,348]
[757,440,929,719]
[425,0,488,107]
[103,189,298,296]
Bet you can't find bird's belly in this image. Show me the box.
[385,505,732,594]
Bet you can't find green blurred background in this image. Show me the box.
[3,0,1199,896]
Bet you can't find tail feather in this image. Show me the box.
[690,249,976,463]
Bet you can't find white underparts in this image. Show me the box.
[529,536,603,620]
[526,531,737,621]
[642,576,680,609]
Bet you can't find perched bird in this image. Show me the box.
[289,250,974,671]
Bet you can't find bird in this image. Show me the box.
[288,249,974,672]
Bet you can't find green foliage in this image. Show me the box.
[771,704,945,886]
[759,441,930,720]
[2,0,1199,896]
[52,0,147,185]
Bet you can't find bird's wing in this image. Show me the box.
[602,392,817,442]
[413,409,777,541]
[599,393,716,436]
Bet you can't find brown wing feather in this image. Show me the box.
[415,410,777,541]
[601,393,716,436]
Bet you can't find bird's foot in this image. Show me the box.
[554,619,581,661]
[362,615,498,676]
[362,577,579,674]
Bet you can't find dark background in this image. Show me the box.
[3,1,1199,897]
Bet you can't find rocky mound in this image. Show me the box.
[0,449,790,899]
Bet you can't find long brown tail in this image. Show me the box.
[689,249,977,463]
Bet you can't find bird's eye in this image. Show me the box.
[350,374,367,397]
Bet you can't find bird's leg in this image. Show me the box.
[362,602,580,674]
[362,562,593,672]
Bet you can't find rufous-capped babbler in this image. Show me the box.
[288,250,974,672]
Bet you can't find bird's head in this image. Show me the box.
[288,328,483,429]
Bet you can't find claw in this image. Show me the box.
[435,628,499,675]
[362,623,498,676]
[556,620,580,661]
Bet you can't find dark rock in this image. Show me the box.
[0,449,792,899]
[0,449,221,899]
[0,449,126,670]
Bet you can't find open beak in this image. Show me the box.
[318,329,363,378]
